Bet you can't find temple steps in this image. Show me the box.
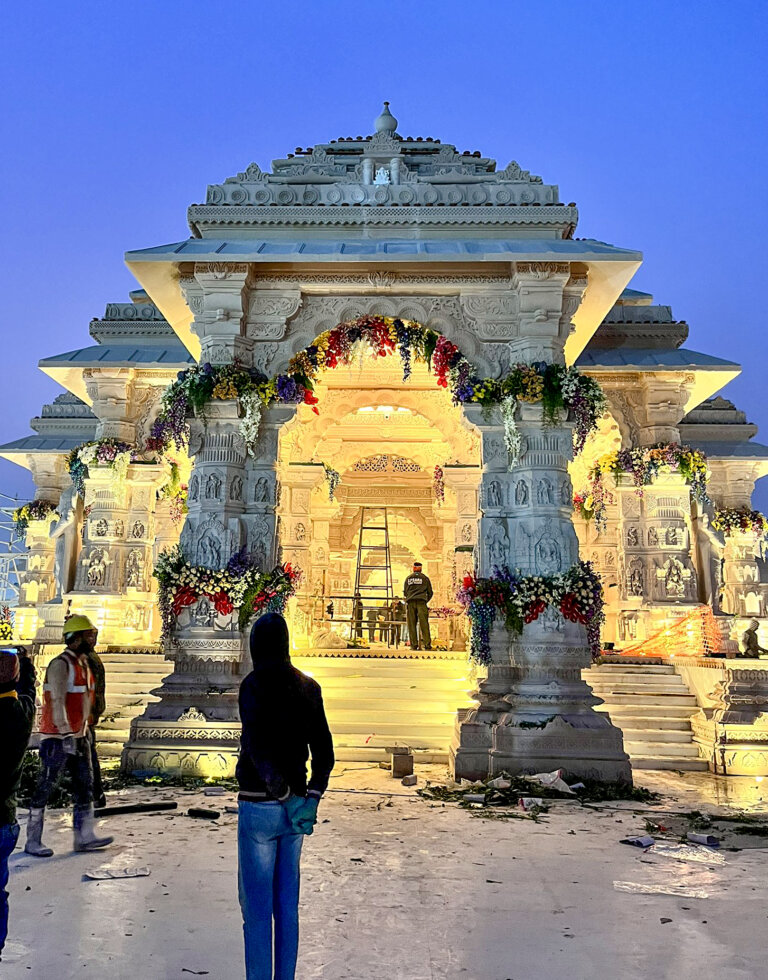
[96,651,168,760]
[584,662,708,772]
[292,655,474,762]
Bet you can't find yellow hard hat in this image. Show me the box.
[63,614,97,637]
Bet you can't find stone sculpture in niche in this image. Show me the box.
[628,562,644,597]
[230,475,243,501]
[254,477,270,503]
[486,520,509,568]
[648,526,658,547]
[87,549,106,587]
[560,479,571,506]
[132,520,145,539]
[535,531,561,574]
[205,474,222,500]
[665,526,678,546]
[295,522,307,543]
[126,549,143,589]
[487,481,502,508]
[193,595,216,628]
[536,478,553,506]
[663,557,686,598]
[515,480,529,506]
[94,519,108,537]
[114,519,124,537]
[627,526,639,547]
[188,475,199,502]
[197,530,221,569]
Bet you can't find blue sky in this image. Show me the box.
[1,0,766,506]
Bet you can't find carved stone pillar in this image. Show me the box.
[69,461,166,646]
[452,402,630,781]
[278,461,325,648]
[721,532,764,618]
[614,474,699,644]
[692,666,768,775]
[16,456,69,640]
[84,369,137,444]
[123,401,294,776]
[191,263,253,365]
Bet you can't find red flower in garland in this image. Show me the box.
[560,592,588,624]
[172,585,197,616]
[524,599,547,624]
[303,389,319,415]
[212,590,234,615]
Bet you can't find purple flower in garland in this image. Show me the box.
[275,375,305,404]
[226,546,258,578]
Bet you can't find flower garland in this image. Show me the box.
[12,499,58,537]
[154,545,301,641]
[433,465,445,506]
[323,464,341,502]
[574,444,709,534]
[66,439,134,497]
[457,561,605,665]
[712,507,768,538]
[156,462,189,527]
[149,317,606,459]
[148,362,277,456]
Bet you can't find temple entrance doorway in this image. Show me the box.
[276,356,481,761]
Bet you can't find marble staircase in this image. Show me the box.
[292,654,475,763]
[97,651,168,761]
[583,662,707,771]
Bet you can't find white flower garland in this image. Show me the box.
[239,390,262,455]
[501,396,523,470]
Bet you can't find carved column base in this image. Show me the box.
[450,619,512,780]
[691,666,768,775]
[122,630,246,778]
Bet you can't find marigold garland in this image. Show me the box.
[149,317,606,461]
[711,507,768,538]
[574,444,709,534]
[457,561,605,665]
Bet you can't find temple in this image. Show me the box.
[4,104,768,779]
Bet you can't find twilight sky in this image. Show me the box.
[1,0,766,507]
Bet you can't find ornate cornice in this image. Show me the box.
[187,204,578,230]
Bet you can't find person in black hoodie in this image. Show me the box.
[0,647,36,960]
[236,613,334,980]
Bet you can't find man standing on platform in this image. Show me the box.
[404,562,433,652]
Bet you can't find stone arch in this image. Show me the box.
[272,303,491,379]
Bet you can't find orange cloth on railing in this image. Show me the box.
[618,605,722,658]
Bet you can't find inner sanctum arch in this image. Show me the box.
[270,339,484,761]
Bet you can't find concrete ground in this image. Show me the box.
[3,766,767,980]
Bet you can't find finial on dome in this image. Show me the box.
[374,101,398,135]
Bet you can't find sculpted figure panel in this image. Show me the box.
[515,479,529,506]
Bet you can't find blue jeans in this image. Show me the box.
[0,823,20,955]
[238,801,304,980]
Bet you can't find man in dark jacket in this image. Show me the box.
[237,612,334,980]
[0,647,36,960]
[403,561,433,651]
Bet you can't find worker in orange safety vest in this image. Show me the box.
[24,614,113,857]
